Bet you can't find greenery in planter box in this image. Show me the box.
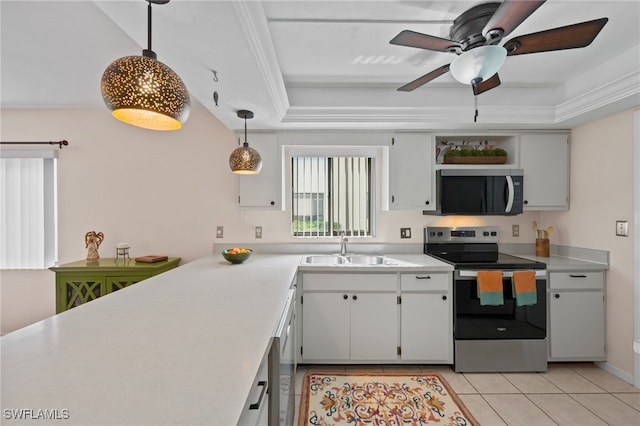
[444,147,508,158]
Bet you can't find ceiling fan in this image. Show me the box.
[389,0,608,120]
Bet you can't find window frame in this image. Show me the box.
[287,146,378,239]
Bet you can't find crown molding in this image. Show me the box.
[556,70,640,122]
[232,1,290,120]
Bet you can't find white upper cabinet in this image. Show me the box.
[519,133,570,210]
[389,133,435,210]
[238,133,282,209]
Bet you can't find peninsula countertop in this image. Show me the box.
[1,254,301,426]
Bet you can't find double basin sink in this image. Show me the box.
[301,254,402,266]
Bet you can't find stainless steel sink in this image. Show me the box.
[345,255,385,265]
[303,255,347,265]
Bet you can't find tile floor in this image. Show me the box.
[294,363,640,426]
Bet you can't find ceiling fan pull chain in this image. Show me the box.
[474,95,479,123]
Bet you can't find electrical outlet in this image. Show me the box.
[400,228,411,239]
[616,220,628,237]
[216,226,223,238]
[512,224,519,237]
[255,226,262,239]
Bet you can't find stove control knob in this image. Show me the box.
[483,231,489,236]
[437,232,443,236]
[491,231,497,236]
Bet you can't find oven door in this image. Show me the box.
[454,270,546,340]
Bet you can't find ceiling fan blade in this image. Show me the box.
[482,0,546,41]
[504,18,608,56]
[473,74,501,96]
[390,30,460,53]
[398,64,450,92]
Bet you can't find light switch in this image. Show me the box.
[216,226,223,238]
[255,226,262,239]
[616,220,628,237]
[400,228,411,239]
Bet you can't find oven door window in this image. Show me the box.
[454,277,546,340]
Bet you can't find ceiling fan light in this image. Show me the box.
[449,45,507,85]
[101,55,190,131]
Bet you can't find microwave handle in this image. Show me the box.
[505,176,514,213]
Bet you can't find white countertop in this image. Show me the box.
[1,254,300,426]
[505,254,609,272]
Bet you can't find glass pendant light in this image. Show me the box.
[229,110,262,175]
[449,45,507,86]
[101,0,190,131]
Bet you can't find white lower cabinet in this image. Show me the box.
[238,347,270,426]
[300,271,453,363]
[400,273,452,363]
[548,271,606,361]
[301,273,398,362]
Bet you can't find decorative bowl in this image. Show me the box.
[222,248,252,264]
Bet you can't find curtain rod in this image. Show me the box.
[1,140,69,149]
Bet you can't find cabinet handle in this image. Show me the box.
[524,200,529,205]
[391,195,395,203]
[270,201,275,206]
[554,294,560,299]
[415,275,431,279]
[249,381,268,410]
[352,295,358,301]
[343,294,348,300]
[442,295,447,301]
[569,274,587,278]
[425,200,430,205]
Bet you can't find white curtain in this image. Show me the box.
[0,150,57,269]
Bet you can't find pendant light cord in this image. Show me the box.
[143,1,157,59]
[147,1,152,52]
[243,116,248,147]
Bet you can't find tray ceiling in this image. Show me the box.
[1,1,639,130]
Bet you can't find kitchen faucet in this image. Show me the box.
[340,231,348,256]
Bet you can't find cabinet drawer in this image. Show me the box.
[303,273,397,291]
[401,273,449,291]
[549,271,604,290]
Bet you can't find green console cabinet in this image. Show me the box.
[50,257,181,313]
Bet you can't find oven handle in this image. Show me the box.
[458,270,547,278]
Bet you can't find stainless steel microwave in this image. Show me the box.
[426,169,524,216]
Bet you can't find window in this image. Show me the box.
[0,150,57,269]
[292,156,372,237]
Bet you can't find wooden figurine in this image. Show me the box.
[85,231,104,262]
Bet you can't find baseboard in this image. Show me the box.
[595,361,638,388]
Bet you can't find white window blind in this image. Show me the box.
[292,156,372,237]
[0,150,57,269]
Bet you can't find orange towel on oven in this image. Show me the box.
[512,270,537,306]
[477,271,504,306]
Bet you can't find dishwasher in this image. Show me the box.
[270,289,296,426]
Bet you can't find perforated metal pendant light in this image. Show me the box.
[229,110,262,175]
[101,0,190,131]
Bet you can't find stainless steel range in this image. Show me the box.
[425,226,548,372]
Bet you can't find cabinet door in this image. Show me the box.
[401,293,452,362]
[520,133,569,210]
[350,293,398,360]
[549,290,605,360]
[301,292,350,360]
[389,133,435,210]
[57,275,104,313]
[105,275,146,294]
[239,133,281,208]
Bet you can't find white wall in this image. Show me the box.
[544,109,636,379]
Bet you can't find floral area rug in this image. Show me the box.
[298,371,478,426]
